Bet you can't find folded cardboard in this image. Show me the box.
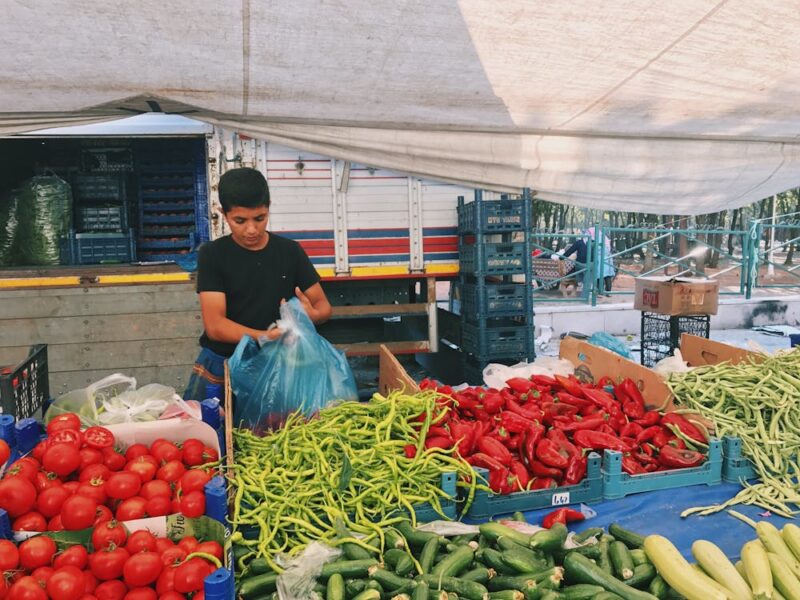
[634,276,719,316]
[379,344,420,395]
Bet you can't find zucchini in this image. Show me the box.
[741,540,773,600]
[391,595,412,600]
[597,537,613,574]
[386,528,407,550]
[420,536,440,575]
[691,539,751,600]
[758,521,800,579]
[385,548,407,567]
[320,559,380,580]
[479,522,533,546]
[454,533,480,545]
[412,580,429,600]
[785,524,800,562]
[488,567,564,592]
[245,556,273,575]
[768,552,800,600]
[395,554,416,577]
[496,537,552,569]
[647,575,669,600]
[327,572,346,600]
[610,541,635,580]
[431,545,475,578]
[609,524,646,549]
[573,527,604,544]
[594,593,625,600]
[563,552,659,600]
[571,543,602,560]
[624,564,657,590]
[630,549,649,566]
[643,535,727,600]
[417,574,490,600]
[239,572,279,599]
[530,523,568,554]
[560,583,606,599]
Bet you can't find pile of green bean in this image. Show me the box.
[667,349,800,517]
[228,390,477,565]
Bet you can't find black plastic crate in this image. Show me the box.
[461,282,530,318]
[0,345,49,418]
[77,205,125,231]
[458,198,527,233]
[460,242,526,275]
[72,173,126,201]
[60,230,136,265]
[461,319,534,358]
[640,312,710,367]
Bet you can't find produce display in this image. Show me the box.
[669,350,800,517]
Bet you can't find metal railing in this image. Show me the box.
[746,212,800,298]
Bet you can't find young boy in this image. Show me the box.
[183,167,332,400]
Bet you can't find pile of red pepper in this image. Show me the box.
[415,373,708,495]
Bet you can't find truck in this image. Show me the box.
[0,113,472,395]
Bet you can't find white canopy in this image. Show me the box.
[3,0,800,214]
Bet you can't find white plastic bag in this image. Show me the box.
[653,350,692,379]
[482,356,575,389]
[277,542,342,600]
[46,374,137,426]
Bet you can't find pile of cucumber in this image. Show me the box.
[234,517,685,600]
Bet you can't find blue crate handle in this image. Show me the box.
[0,509,10,540]
[0,415,15,447]
[201,398,225,458]
[15,418,42,454]
[204,567,234,600]
[204,476,228,524]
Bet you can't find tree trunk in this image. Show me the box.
[728,208,740,256]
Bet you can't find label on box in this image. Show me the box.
[551,491,570,506]
[642,288,659,308]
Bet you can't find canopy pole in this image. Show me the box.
[768,195,777,276]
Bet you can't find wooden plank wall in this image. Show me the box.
[0,283,202,398]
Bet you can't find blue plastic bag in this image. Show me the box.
[229,298,357,433]
[588,331,633,360]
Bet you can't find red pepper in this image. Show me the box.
[644,463,660,472]
[635,451,659,466]
[597,424,617,437]
[500,411,537,434]
[555,414,608,433]
[477,436,513,466]
[621,378,646,407]
[522,423,545,467]
[597,376,614,388]
[506,377,536,394]
[555,393,592,409]
[666,436,687,450]
[541,507,585,528]
[453,393,478,411]
[424,436,454,450]
[554,374,587,397]
[622,400,645,419]
[467,452,506,471]
[613,383,631,405]
[506,398,544,421]
[488,467,510,493]
[404,444,417,459]
[639,443,655,457]
[636,426,664,444]
[449,421,475,456]
[532,375,558,388]
[573,430,632,453]
[535,438,570,469]
[509,460,531,491]
[660,413,707,445]
[652,429,671,448]
[564,455,587,485]
[530,460,563,479]
[658,445,705,469]
[472,408,492,423]
[582,388,617,412]
[546,428,580,459]
[620,422,644,439]
[506,434,523,451]
[532,477,558,489]
[427,426,452,440]
[481,392,505,414]
[622,455,648,475]
[635,411,661,427]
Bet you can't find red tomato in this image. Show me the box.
[159,547,187,568]
[155,461,185,484]
[0,540,19,570]
[62,481,81,495]
[3,458,39,482]
[140,480,171,499]
[77,480,108,505]
[37,486,70,518]
[200,447,218,463]
[93,580,128,600]
[12,511,47,532]
[122,552,162,587]
[31,440,49,462]
[145,496,171,517]
[158,593,186,600]
[173,558,213,594]
[125,458,156,483]
[102,448,126,472]
[155,566,176,594]
[42,443,81,478]
[79,448,104,470]
[180,440,204,467]
[154,537,175,553]
[194,541,223,561]
[48,515,64,531]
[106,472,141,500]
[47,413,81,435]
[0,476,37,517]
[89,547,130,581]
[8,576,47,600]
[83,427,115,450]
[30,566,54,586]
[179,491,205,518]
[178,470,210,494]
[46,566,85,600]
[124,445,149,462]
[150,441,181,464]
[60,495,98,530]
[125,530,156,554]
[83,570,99,594]
[92,520,127,550]
[193,592,204,600]
[116,497,147,521]
[18,535,57,570]
[79,463,111,483]
[34,471,62,493]
[50,429,83,448]
[123,589,157,600]
[0,439,10,466]
[94,505,114,526]
[53,545,89,570]
[176,536,198,554]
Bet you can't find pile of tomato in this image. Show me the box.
[0,523,221,600]
[0,412,219,532]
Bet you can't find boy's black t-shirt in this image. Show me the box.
[196,233,320,357]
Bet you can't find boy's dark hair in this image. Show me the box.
[218,167,270,212]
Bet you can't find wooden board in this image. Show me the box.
[378,344,420,395]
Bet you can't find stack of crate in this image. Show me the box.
[457,190,535,383]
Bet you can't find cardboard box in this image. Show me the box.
[379,344,420,395]
[634,276,719,316]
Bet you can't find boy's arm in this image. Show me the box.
[295,284,332,324]
[199,291,280,342]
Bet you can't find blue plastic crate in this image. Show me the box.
[462,453,603,520]
[458,199,527,233]
[460,242,526,275]
[409,472,458,522]
[142,201,195,211]
[60,230,136,264]
[72,173,126,201]
[722,436,757,483]
[142,214,196,225]
[138,235,193,250]
[602,439,723,500]
[461,282,530,318]
[77,205,126,231]
[461,319,534,357]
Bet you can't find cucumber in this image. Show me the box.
[691,539,751,600]
[530,523,568,554]
[501,547,551,574]
[560,583,606,599]
[412,581,429,600]
[608,524,646,549]
[630,549,649,566]
[488,591,525,600]
[511,512,527,522]
[346,578,367,596]
[597,537,613,574]
[497,537,551,567]
[610,541,635,580]
[431,545,475,578]
[390,595,412,600]
[647,575,669,599]
[454,533,480,545]
[594,593,625,600]
[395,554,415,577]
[624,564,657,589]
[353,590,382,600]
[573,527,604,544]
[239,572,279,599]
[476,548,519,575]
[365,579,384,593]
[461,567,493,584]
[418,574,490,600]
[563,552,659,600]
[327,572,346,600]
[245,556,273,575]
[386,528,407,550]
[571,543,602,560]
[320,559,380,580]
[768,552,800,600]
[369,566,413,592]
[479,522,533,546]
[385,548,407,567]
[396,521,441,549]
[488,567,563,592]
[420,536,440,575]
